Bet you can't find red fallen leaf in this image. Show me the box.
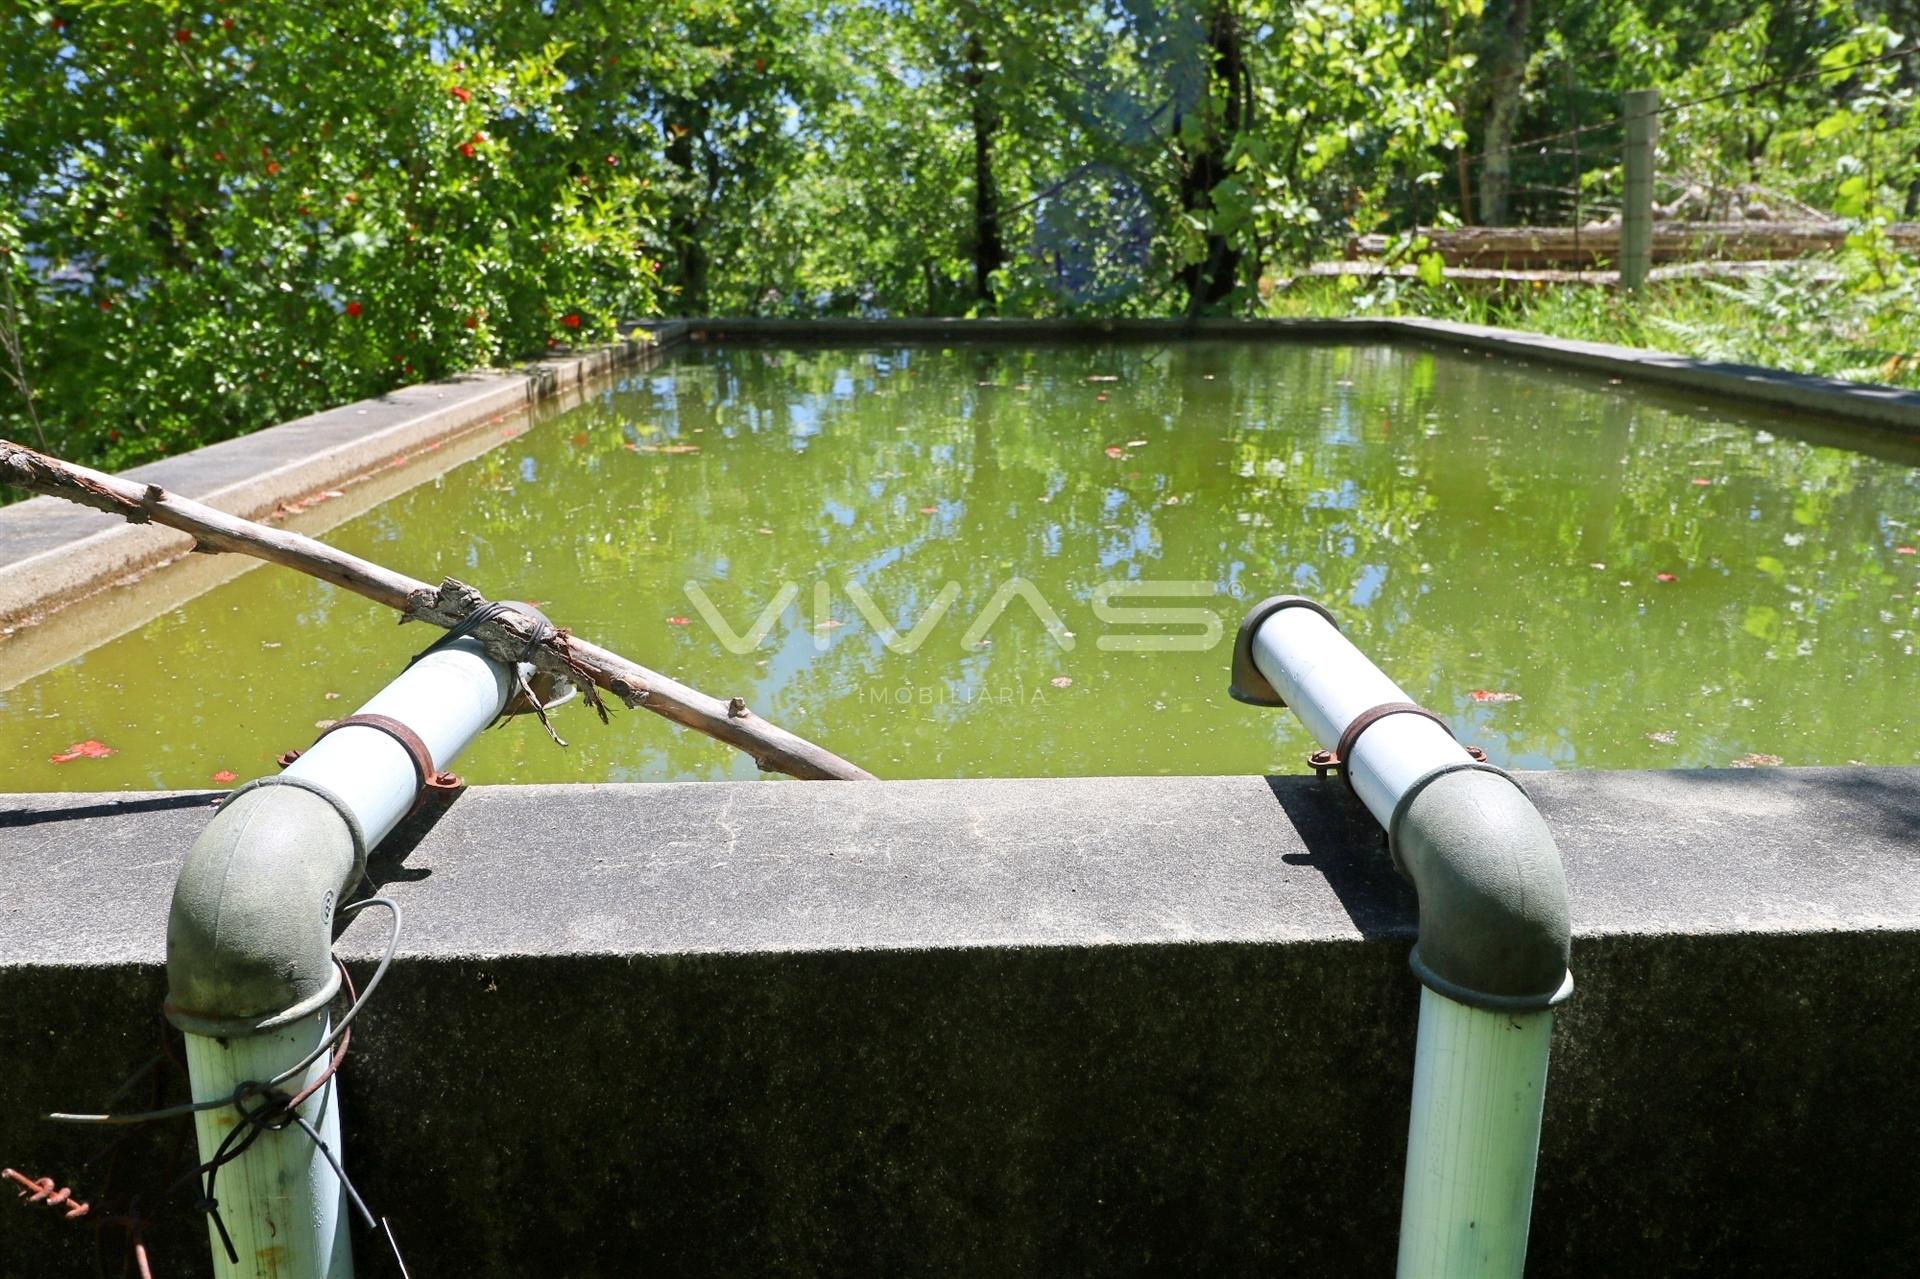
[1691,477,1712,486]
[1898,546,1918,555]
[212,770,238,784]
[50,740,115,764]
[918,506,938,515]
[666,616,692,626]
[1655,572,1678,582]
[1049,676,1073,688]
[1104,446,1126,458]
[571,432,589,447]
[1468,690,1521,703]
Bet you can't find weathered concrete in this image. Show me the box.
[1,769,1915,1274]
[0,327,688,629]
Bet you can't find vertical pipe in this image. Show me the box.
[185,1014,352,1279]
[1396,991,1554,1279]
[1621,89,1660,289]
[170,635,516,1279]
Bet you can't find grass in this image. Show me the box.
[1264,257,1920,391]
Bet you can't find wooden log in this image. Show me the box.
[0,439,876,782]
[1350,222,1920,269]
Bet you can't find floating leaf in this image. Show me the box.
[639,443,700,454]
[1087,375,1119,382]
[918,506,938,515]
[814,619,844,631]
[1095,394,1108,402]
[1126,439,1147,448]
[666,616,692,627]
[212,769,238,784]
[1468,690,1521,703]
[1049,676,1073,688]
[571,432,589,447]
[1691,477,1712,486]
[1104,446,1126,458]
[1898,546,1918,556]
[50,739,115,763]
[1655,572,1678,583]
[1731,752,1784,768]
[1646,731,1677,745]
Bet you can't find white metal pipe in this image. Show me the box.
[185,1013,352,1279]
[1396,991,1554,1279]
[172,634,516,1279]
[284,638,514,848]
[1241,599,1571,1279]
[1248,605,1475,827]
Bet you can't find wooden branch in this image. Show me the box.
[0,440,876,782]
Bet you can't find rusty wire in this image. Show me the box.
[4,1166,91,1218]
[48,896,401,1126]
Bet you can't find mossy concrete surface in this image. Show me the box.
[2,769,1916,1275]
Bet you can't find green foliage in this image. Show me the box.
[3,1,1918,477]
[1,1,662,470]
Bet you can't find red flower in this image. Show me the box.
[174,29,191,44]
[221,18,235,31]
[212,151,225,163]
[472,131,486,144]
[605,154,618,166]
[464,315,478,330]
[98,297,112,311]
[561,313,582,329]
[449,85,471,103]
[345,301,362,318]
[52,17,65,32]
[265,160,279,175]
[458,142,476,159]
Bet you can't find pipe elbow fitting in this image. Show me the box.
[165,780,364,1038]
[1389,765,1574,1012]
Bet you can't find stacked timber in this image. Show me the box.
[1349,222,1920,269]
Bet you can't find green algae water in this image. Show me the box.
[6,340,1919,791]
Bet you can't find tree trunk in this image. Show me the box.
[1178,3,1251,313]
[1477,0,1533,227]
[964,33,1005,310]
[664,114,709,315]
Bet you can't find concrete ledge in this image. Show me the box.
[2,768,1915,1274]
[0,325,689,628]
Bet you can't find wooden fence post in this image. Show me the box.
[1621,89,1660,289]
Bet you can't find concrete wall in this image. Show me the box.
[2,769,1915,1275]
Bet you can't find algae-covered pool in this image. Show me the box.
[5,340,1919,791]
